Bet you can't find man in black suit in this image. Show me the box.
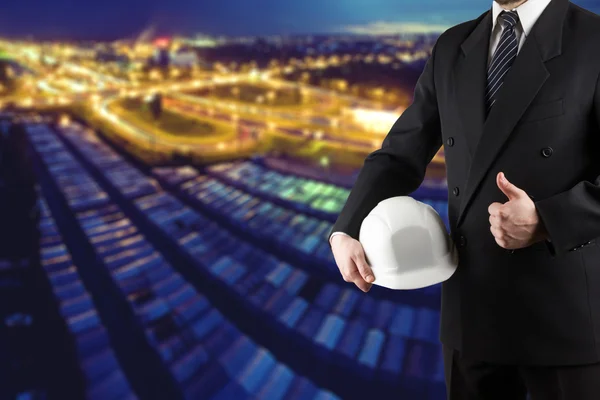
[329,0,600,398]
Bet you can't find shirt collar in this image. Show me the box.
[492,0,553,38]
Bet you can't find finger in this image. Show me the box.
[352,250,375,283]
[345,270,370,292]
[341,272,353,283]
[497,172,527,201]
[335,256,355,282]
[354,279,373,293]
[488,202,503,216]
[495,236,509,249]
[490,225,504,239]
[341,261,360,282]
[489,214,499,225]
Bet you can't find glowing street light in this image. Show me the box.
[59,114,71,127]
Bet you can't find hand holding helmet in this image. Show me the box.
[330,234,374,293]
[331,196,458,291]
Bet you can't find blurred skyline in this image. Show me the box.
[2,0,599,40]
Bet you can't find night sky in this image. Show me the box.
[1,0,599,40]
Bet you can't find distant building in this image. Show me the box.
[180,35,218,48]
[170,48,199,67]
[96,49,129,63]
[154,48,170,68]
[345,107,404,134]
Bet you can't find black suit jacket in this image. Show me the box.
[330,0,600,365]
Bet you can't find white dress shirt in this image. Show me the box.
[488,0,552,66]
[329,0,552,246]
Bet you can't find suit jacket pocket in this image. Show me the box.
[519,98,564,124]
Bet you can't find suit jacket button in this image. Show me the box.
[453,187,460,196]
[458,235,467,248]
[541,147,553,158]
[446,137,454,147]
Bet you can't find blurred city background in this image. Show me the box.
[1,0,598,399]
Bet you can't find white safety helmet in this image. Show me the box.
[359,196,458,290]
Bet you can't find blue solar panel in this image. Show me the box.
[315,314,345,350]
[413,308,439,343]
[389,305,416,337]
[147,264,171,284]
[408,342,438,382]
[358,329,385,368]
[357,295,376,321]
[298,308,326,339]
[139,299,171,324]
[314,284,340,310]
[50,268,79,286]
[183,364,227,399]
[61,294,94,317]
[336,319,368,358]
[256,364,295,400]
[68,310,101,334]
[313,390,340,400]
[278,298,308,328]
[249,282,276,306]
[220,262,247,285]
[266,263,293,288]
[264,287,294,315]
[332,289,360,317]
[219,336,257,378]
[373,300,396,330]
[157,335,186,364]
[285,377,318,400]
[211,256,235,275]
[41,244,68,259]
[171,345,209,384]
[154,274,186,298]
[87,370,132,400]
[380,335,407,375]
[210,381,251,400]
[81,348,120,383]
[189,309,224,341]
[299,236,320,253]
[75,327,111,358]
[173,295,209,324]
[283,270,308,296]
[166,285,197,308]
[237,348,277,394]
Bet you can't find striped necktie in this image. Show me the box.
[485,10,520,115]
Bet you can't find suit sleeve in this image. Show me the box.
[328,39,443,241]
[534,71,600,257]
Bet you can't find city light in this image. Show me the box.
[0,31,443,161]
[154,37,171,48]
[59,114,71,127]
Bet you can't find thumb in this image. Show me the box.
[497,172,526,201]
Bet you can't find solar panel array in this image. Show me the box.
[14,119,449,399]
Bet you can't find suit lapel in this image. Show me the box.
[453,10,492,158]
[455,0,569,228]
